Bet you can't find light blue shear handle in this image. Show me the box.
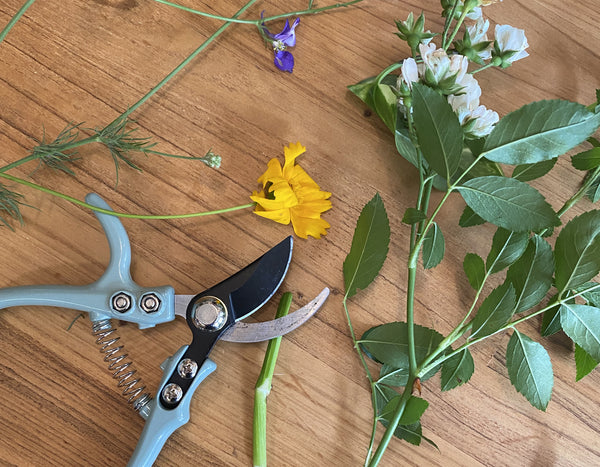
[128,346,217,467]
[0,193,175,328]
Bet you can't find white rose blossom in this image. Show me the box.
[397,43,498,137]
[494,24,529,64]
[467,17,492,61]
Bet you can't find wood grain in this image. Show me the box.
[0,0,599,465]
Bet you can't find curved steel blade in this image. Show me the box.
[220,288,329,343]
[173,237,293,322]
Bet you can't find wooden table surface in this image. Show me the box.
[0,0,599,465]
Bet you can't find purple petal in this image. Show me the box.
[274,50,294,73]
[271,18,300,46]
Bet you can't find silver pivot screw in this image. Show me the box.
[140,293,161,313]
[192,296,228,331]
[177,358,199,379]
[161,383,183,404]
[112,292,132,313]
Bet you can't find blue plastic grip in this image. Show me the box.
[0,193,175,328]
[127,346,217,467]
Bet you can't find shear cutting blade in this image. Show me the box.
[174,288,329,342]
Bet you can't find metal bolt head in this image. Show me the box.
[161,383,183,404]
[111,292,132,313]
[192,296,228,331]
[140,293,161,313]
[177,358,199,379]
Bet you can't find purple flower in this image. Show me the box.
[261,15,300,73]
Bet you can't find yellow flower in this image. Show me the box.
[250,142,332,239]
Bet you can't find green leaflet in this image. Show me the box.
[541,293,570,337]
[396,113,420,169]
[422,222,445,269]
[378,393,430,446]
[571,147,600,171]
[440,349,475,391]
[402,207,427,225]
[470,283,516,339]
[457,176,560,232]
[379,363,409,387]
[486,228,529,274]
[506,330,554,411]
[343,193,391,298]
[463,253,485,290]
[412,83,463,185]
[554,210,600,294]
[482,100,600,164]
[459,205,485,228]
[559,303,600,361]
[372,83,398,132]
[380,395,429,426]
[359,322,445,382]
[512,158,557,182]
[575,344,599,381]
[347,74,396,112]
[506,235,554,313]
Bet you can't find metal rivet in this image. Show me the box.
[140,293,161,313]
[192,296,228,331]
[111,292,132,313]
[161,383,183,404]
[177,358,198,379]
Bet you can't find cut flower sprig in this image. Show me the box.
[346,0,600,465]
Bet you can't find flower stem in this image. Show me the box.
[253,292,293,467]
[443,9,468,52]
[0,172,254,219]
[0,0,36,44]
[153,0,364,25]
[115,0,260,124]
[366,375,415,467]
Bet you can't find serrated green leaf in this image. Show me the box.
[372,83,398,132]
[571,147,600,171]
[412,83,463,184]
[377,392,425,445]
[402,207,427,225]
[440,349,475,391]
[422,222,445,269]
[486,228,529,274]
[348,74,397,110]
[379,363,409,387]
[506,330,554,411]
[506,236,554,313]
[541,293,570,337]
[579,282,600,306]
[560,303,600,361]
[360,322,445,382]
[396,115,420,169]
[459,205,485,227]
[380,395,429,426]
[554,210,600,293]
[470,283,516,339]
[343,193,391,298]
[586,172,600,203]
[575,344,599,381]
[463,253,485,290]
[512,158,557,182]
[457,176,560,232]
[482,100,600,164]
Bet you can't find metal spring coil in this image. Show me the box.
[92,319,152,412]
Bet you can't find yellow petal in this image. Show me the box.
[257,158,283,186]
[253,207,291,225]
[283,142,306,179]
[290,211,331,239]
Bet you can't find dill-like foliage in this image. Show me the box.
[30,122,82,175]
[0,184,29,230]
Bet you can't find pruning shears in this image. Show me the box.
[0,193,328,466]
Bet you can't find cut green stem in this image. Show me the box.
[253,292,293,467]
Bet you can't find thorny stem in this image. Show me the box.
[444,9,468,51]
[0,0,36,44]
[0,172,254,219]
[441,0,460,49]
[154,0,365,25]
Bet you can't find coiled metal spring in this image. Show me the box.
[92,319,152,412]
